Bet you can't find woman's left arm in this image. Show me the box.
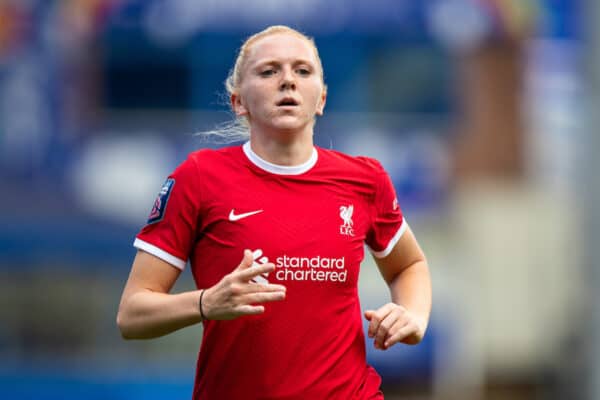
[365,225,432,349]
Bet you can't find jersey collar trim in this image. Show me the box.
[242,141,318,175]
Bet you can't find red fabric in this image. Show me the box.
[136,145,403,399]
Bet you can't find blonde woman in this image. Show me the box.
[117,25,431,399]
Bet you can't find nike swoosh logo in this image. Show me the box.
[229,209,263,221]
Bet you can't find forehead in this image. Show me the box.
[245,33,318,67]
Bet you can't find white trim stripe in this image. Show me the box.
[243,141,318,175]
[133,238,187,270]
[367,218,408,258]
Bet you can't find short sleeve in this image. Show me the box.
[133,156,201,270]
[365,163,407,258]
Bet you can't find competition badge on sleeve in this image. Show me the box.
[147,178,175,224]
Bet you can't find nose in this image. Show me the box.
[279,67,296,91]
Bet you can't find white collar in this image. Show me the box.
[242,141,318,175]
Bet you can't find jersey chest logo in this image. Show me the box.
[229,209,263,221]
[339,205,355,236]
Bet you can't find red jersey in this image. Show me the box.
[135,142,406,399]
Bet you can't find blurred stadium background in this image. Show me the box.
[0,0,596,399]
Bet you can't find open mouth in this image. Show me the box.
[276,98,299,107]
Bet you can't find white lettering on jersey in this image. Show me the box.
[249,249,348,283]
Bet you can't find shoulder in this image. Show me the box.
[168,145,243,188]
[316,148,390,201]
[187,145,241,163]
[317,147,387,176]
[184,145,243,172]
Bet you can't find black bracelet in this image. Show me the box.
[199,289,209,321]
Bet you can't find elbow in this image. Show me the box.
[116,309,136,340]
[117,307,157,340]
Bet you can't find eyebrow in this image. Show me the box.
[252,59,315,69]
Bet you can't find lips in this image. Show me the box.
[276,97,299,106]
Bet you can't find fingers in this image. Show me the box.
[385,323,420,347]
[223,290,285,318]
[235,249,255,271]
[234,304,265,315]
[239,291,286,305]
[203,249,287,321]
[236,261,278,282]
[202,283,285,320]
[364,303,423,350]
[365,303,396,339]
[240,282,287,294]
[235,249,279,282]
[373,312,397,350]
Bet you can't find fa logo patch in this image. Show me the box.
[148,178,175,224]
[339,205,354,236]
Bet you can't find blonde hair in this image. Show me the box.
[198,25,326,144]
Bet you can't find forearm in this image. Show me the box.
[117,289,202,339]
[388,260,432,331]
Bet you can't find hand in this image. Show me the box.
[364,303,425,349]
[201,249,286,320]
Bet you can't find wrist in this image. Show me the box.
[199,289,209,321]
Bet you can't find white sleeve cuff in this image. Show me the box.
[133,238,187,270]
[367,218,408,259]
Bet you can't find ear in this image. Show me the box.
[315,87,327,116]
[231,93,248,116]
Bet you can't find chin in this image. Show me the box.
[270,118,306,132]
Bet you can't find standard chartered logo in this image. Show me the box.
[250,249,348,283]
[276,254,348,282]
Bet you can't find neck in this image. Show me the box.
[249,126,314,166]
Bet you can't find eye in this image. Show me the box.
[259,69,276,77]
[296,67,311,76]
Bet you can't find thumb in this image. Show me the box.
[364,310,374,321]
[236,249,255,271]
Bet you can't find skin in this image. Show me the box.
[231,32,326,166]
[117,31,432,350]
[117,250,285,339]
[367,227,431,348]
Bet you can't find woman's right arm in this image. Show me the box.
[117,249,286,339]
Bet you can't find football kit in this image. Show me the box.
[135,142,407,399]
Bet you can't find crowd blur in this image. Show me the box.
[0,1,590,399]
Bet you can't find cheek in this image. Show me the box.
[306,84,324,107]
[241,85,269,111]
